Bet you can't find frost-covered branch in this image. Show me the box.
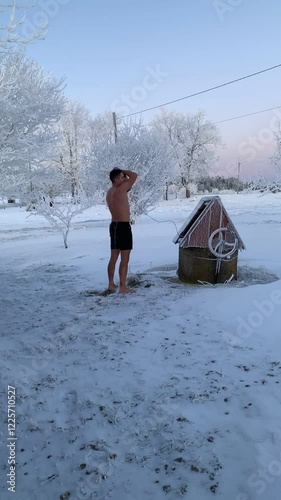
[0,0,46,52]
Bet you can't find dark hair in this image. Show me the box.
[109,168,122,183]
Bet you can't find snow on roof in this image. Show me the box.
[173,195,246,249]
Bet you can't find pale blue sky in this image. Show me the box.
[25,0,281,178]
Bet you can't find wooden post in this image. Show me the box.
[237,159,241,193]
[28,148,33,193]
[112,112,118,143]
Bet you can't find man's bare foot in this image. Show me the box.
[119,286,135,294]
[108,283,118,291]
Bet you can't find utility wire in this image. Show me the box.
[118,63,281,119]
[212,104,281,124]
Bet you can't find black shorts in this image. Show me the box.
[109,222,133,250]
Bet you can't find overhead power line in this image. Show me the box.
[118,63,281,120]
[212,104,281,124]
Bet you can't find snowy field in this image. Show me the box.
[0,192,281,500]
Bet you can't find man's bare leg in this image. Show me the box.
[119,250,135,293]
[107,249,120,290]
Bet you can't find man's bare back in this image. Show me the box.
[106,185,130,222]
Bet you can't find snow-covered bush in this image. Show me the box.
[29,184,94,248]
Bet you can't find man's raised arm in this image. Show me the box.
[121,169,138,189]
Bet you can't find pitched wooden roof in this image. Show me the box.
[173,196,246,250]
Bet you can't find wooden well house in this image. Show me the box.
[173,196,246,284]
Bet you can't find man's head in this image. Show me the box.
[110,168,126,186]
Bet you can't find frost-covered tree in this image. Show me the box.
[29,178,94,248]
[248,173,281,194]
[254,131,281,192]
[0,52,65,198]
[151,109,222,197]
[0,1,56,199]
[28,104,106,245]
[82,112,117,197]
[270,129,281,174]
[51,101,92,198]
[94,120,175,219]
[90,112,116,147]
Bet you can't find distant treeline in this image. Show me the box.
[197,176,249,192]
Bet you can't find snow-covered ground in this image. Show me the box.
[0,192,281,500]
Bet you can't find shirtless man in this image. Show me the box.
[106,168,138,294]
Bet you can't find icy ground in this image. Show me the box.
[0,192,281,500]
